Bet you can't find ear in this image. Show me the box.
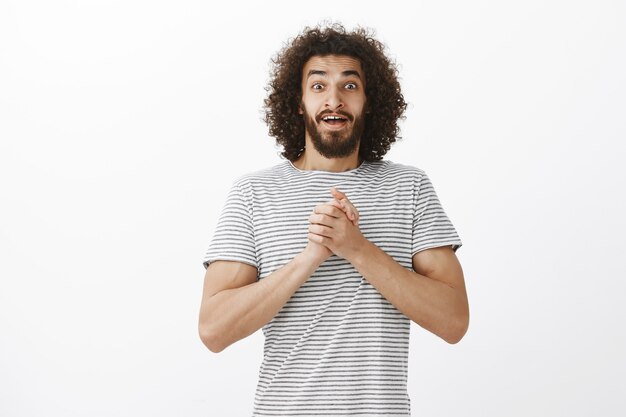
[298,98,305,115]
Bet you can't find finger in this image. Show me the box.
[330,187,347,201]
[315,203,357,228]
[318,199,358,226]
[327,199,344,211]
[346,209,358,226]
[314,204,343,217]
[308,223,333,237]
[337,197,359,225]
[309,213,335,226]
[322,199,357,228]
[330,188,358,219]
[308,232,326,245]
[317,196,358,227]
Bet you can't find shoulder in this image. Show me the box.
[379,160,426,174]
[366,159,428,182]
[230,161,292,189]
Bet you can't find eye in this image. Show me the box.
[312,83,324,90]
[345,82,358,90]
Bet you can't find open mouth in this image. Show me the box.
[319,114,350,129]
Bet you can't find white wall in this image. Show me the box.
[1,1,624,416]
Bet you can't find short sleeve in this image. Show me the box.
[412,172,462,255]
[202,181,257,270]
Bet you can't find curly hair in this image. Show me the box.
[263,23,408,162]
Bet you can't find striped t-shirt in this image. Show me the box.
[203,159,462,417]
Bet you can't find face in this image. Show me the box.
[299,55,367,159]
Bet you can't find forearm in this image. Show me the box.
[349,240,468,344]
[201,252,321,352]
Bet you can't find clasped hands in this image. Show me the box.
[306,187,366,262]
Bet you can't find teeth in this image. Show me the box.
[323,116,344,121]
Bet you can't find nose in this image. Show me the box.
[324,86,344,110]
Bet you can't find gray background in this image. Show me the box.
[1,0,625,416]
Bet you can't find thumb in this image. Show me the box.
[330,187,347,200]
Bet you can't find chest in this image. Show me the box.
[250,179,415,278]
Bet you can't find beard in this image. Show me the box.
[303,108,365,159]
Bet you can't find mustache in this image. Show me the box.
[315,110,354,123]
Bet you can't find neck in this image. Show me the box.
[292,150,362,172]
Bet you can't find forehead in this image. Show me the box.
[302,55,364,79]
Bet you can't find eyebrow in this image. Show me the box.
[306,69,362,80]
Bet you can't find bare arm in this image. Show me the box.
[308,201,469,344]
[350,243,469,344]
[198,247,324,353]
[199,199,358,353]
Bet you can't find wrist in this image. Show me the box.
[344,236,372,266]
[295,248,325,273]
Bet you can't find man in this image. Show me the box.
[199,24,469,416]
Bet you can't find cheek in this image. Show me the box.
[348,94,367,112]
[301,95,320,110]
